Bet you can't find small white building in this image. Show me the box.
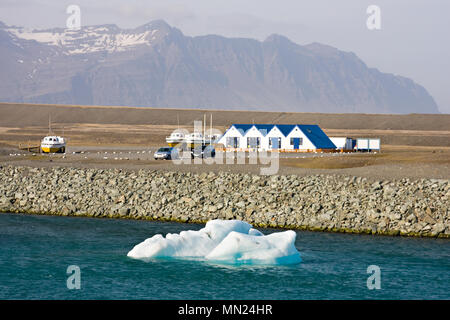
[355,138,381,151]
[218,124,336,151]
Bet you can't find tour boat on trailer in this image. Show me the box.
[41,136,66,153]
[185,132,212,148]
[166,131,186,147]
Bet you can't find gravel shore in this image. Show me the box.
[0,165,448,238]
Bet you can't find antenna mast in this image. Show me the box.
[203,113,206,145]
[48,114,52,135]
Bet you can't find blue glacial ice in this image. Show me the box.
[127,219,301,265]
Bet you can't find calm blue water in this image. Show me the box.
[0,213,449,300]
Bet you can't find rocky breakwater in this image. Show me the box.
[0,165,449,238]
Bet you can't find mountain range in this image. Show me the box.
[0,20,439,113]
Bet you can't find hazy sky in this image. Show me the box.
[1,0,449,113]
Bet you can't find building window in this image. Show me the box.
[290,137,303,146]
[247,137,260,148]
[226,137,239,148]
[269,137,281,149]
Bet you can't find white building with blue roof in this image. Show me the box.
[218,124,336,152]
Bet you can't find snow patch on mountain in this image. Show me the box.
[7,26,160,54]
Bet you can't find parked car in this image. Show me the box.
[191,145,216,159]
[154,147,179,160]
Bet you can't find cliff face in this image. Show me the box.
[0,20,439,113]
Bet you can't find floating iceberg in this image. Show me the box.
[127,220,301,265]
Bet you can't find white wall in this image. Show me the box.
[330,137,346,149]
[368,139,380,150]
[356,138,369,149]
[330,137,352,150]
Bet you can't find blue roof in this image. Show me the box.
[297,125,336,149]
[274,124,296,137]
[252,124,275,136]
[232,124,275,136]
[231,124,255,136]
[230,124,336,149]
